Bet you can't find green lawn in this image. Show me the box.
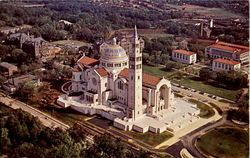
[196,127,249,158]
[209,102,223,115]
[51,40,92,47]
[174,93,184,98]
[188,99,215,118]
[141,33,173,40]
[115,128,173,147]
[143,65,241,101]
[143,65,176,78]
[39,106,90,126]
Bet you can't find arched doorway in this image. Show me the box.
[159,85,170,109]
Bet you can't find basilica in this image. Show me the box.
[57,26,199,133]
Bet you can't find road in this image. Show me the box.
[0,94,69,130]
[166,113,248,158]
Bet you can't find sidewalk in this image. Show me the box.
[154,108,222,149]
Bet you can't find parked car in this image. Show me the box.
[171,83,180,87]
[208,94,213,98]
[199,91,204,95]
[188,94,193,97]
[202,99,208,102]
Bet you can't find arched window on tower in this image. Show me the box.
[118,81,123,90]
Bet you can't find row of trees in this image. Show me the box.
[199,67,248,88]
[0,2,183,42]
[0,105,153,158]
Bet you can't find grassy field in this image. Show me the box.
[141,33,173,40]
[188,99,215,118]
[174,93,184,98]
[209,102,223,115]
[166,4,243,18]
[196,127,249,158]
[51,40,92,47]
[143,65,241,101]
[39,106,90,126]
[114,128,173,147]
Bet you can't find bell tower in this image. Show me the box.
[127,26,143,120]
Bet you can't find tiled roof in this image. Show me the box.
[142,86,150,91]
[77,56,99,66]
[173,49,196,55]
[95,68,108,77]
[213,58,240,65]
[72,67,81,72]
[206,44,238,51]
[216,41,249,49]
[235,49,249,55]
[119,68,161,86]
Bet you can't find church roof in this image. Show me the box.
[119,68,161,86]
[77,56,99,69]
[100,43,127,60]
[78,56,99,66]
[95,68,108,77]
[72,67,81,72]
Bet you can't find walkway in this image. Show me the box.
[154,107,222,149]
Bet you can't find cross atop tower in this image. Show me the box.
[134,25,138,39]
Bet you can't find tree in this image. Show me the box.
[0,74,7,86]
[164,61,177,71]
[76,27,93,42]
[86,134,127,158]
[18,81,38,102]
[0,128,11,154]
[10,49,27,63]
[199,67,211,80]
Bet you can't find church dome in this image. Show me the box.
[99,38,129,73]
[100,43,127,61]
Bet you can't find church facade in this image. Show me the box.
[57,27,199,133]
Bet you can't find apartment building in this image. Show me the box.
[212,58,241,71]
[172,49,197,64]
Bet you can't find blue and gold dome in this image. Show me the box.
[102,45,127,59]
[99,38,129,73]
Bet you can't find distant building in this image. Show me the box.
[116,33,145,54]
[0,25,32,35]
[0,62,18,76]
[6,33,60,60]
[172,49,197,64]
[6,33,47,58]
[59,20,73,25]
[172,38,188,50]
[205,41,249,64]
[3,74,40,93]
[212,58,241,71]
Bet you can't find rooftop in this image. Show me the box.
[206,44,238,51]
[77,56,99,67]
[119,68,161,86]
[216,41,249,50]
[213,58,240,65]
[95,68,109,77]
[173,49,196,55]
[0,62,17,69]
[235,49,249,55]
